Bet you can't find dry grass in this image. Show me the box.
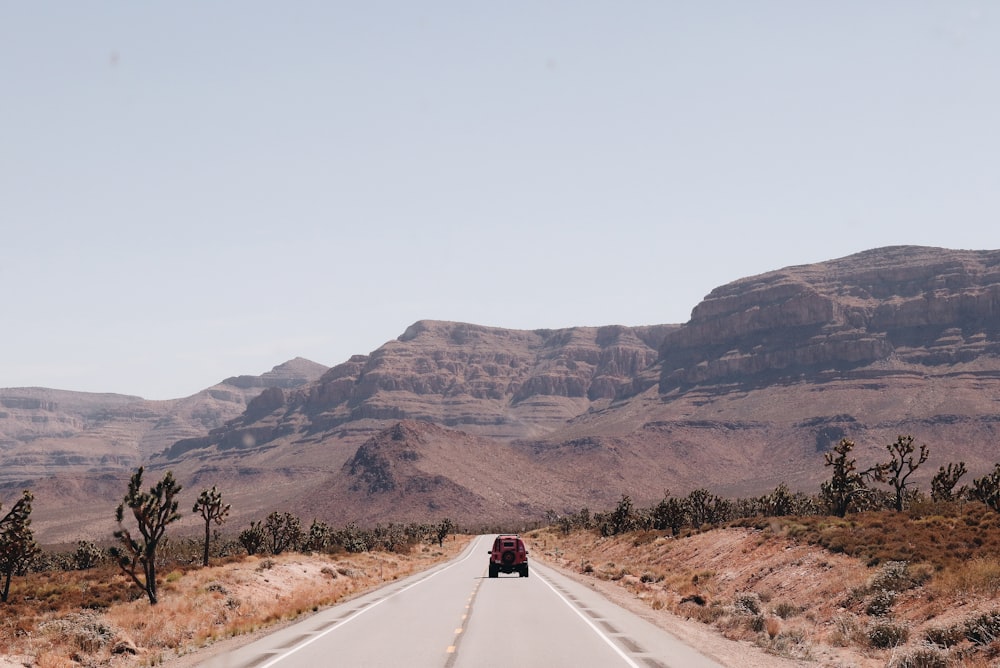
[929,557,1000,598]
[0,538,469,666]
[533,503,1000,668]
[733,503,1000,570]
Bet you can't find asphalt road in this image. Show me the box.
[202,535,724,668]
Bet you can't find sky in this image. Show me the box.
[2,2,999,400]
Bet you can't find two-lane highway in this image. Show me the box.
[202,536,724,668]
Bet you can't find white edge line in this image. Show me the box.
[258,536,485,668]
[535,566,643,668]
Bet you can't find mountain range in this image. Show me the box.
[5,245,1000,545]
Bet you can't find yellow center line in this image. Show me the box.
[444,545,487,666]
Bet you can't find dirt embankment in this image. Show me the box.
[532,526,1000,668]
[0,538,470,668]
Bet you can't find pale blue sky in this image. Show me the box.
[3,2,999,399]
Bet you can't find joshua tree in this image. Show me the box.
[110,467,182,605]
[601,494,637,536]
[0,491,40,603]
[761,483,796,517]
[973,464,1000,512]
[650,492,687,536]
[303,520,333,552]
[239,521,266,555]
[264,512,302,555]
[435,518,454,547]
[931,462,968,502]
[686,488,731,527]
[193,486,230,567]
[877,435,929,512]
[820,439,885,517]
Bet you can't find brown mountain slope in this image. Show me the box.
[154,246,1000,523]
[0,359,328,536]
[14,245,1000,543]
[292,421,600,525]
[0,358,327,485]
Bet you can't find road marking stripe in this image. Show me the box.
[255,536,486,668]
[535,566,643,668]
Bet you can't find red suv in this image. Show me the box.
[488,534,529,578]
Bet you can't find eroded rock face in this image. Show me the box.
[294,321,674,441]
[659,246,1000,390]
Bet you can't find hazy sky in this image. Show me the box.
[3,2,999,399]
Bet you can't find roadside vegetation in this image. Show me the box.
[0,533,468,666]
[532,434,1000,667]
[5,432,1000,666]
[0,465,462,666]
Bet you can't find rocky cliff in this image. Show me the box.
[659,246,1000,391]
[162,321,675,460]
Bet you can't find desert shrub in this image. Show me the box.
[72,541,106,570]
[963,610,1000,645]
[868,619,910,648]
[40,613,117,653]
[924,624,965,648]
[686,601,725,624]
[772,601,801,619]
[734,592,762,615]
[830,614,864,647]
[870,560,927,593]
[766,626,811,660]
[866,589,897,617]
[747,614,766,633]
[887,646,950,668]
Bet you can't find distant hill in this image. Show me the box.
[9,246,1000,544]
[0,358,327,537]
